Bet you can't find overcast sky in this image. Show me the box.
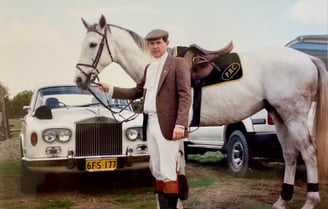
[0,0,327,98]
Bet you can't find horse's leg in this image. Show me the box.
[272,119,320,209]
[272,121,299,209]
[298,134,320,209]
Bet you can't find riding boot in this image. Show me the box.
[157,181,179,209]
[158,193,178,209]
[178,174,189,200]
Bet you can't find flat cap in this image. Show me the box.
[145,29,169,40]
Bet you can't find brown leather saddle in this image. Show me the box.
[176,41,234,79]
[188,41,233,60]
[174,42,240,127]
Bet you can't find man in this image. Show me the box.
[98,29,191,209]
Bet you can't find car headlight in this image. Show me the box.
[42,128,72,143]
[42,129,57,143]
[57,129,72,142]
[126,127,143,141]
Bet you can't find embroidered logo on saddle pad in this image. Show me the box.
[222,62,241,80]
[191,53,243,87]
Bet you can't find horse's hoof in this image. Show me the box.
[272,197,286,209]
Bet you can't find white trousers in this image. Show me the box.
[147,113,180,182]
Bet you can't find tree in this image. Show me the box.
[7,90,33,119]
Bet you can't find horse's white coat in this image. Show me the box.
[75,16,328,209]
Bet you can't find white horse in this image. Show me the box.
[74,15,328,209]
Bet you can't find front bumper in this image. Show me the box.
[22,154,150,173]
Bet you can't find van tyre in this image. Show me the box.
[226,130,251,177]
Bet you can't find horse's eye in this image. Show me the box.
[89,43,97,48]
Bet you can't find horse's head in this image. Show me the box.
[75,15,114,89]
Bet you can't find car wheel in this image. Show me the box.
[226,130,250,177]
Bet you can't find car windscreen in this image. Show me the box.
[33,86,131,111]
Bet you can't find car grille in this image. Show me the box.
[75,117,122,156]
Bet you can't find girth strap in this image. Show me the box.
[190,85,202,127]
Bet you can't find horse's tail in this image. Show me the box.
[312,56,328,183]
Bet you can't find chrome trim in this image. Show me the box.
[22,155,150,170]
[67,148,74,169]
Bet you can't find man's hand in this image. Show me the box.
[97,82,109,92]
[172,126,185,140]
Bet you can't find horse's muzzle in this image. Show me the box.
[75,77,89,90]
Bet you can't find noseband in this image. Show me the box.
[76,25,113,84]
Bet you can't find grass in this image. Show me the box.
[187,152,223,188]
[35,199,73,209]
[243,200,272,209]
[0,146,327,209]
[188,151,224,163]
[9,118,22,129]
[0,161,20,176]
[111,191,157,209]
[9,118,22,137]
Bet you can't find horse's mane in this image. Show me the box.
[108,24,148,52]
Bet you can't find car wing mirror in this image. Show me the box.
[34,105,53,119]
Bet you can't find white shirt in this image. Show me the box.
[143,52,168,113]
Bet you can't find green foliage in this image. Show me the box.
[0,82,32,119]
[6,90,33,118]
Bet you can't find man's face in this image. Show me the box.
[148,38,169,58]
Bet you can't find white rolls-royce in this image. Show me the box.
[20,83,148,192]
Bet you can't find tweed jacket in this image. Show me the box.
[112,55,191,140]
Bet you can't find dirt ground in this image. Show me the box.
[0,137,327,209]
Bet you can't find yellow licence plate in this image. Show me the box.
[85,158,117,171]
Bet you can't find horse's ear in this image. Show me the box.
[99,15,107,29]
[81,18,92,30]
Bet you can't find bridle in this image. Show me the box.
[75,25,139,123]
[76,25,113,85]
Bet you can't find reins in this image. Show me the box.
[88,87,140,123]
